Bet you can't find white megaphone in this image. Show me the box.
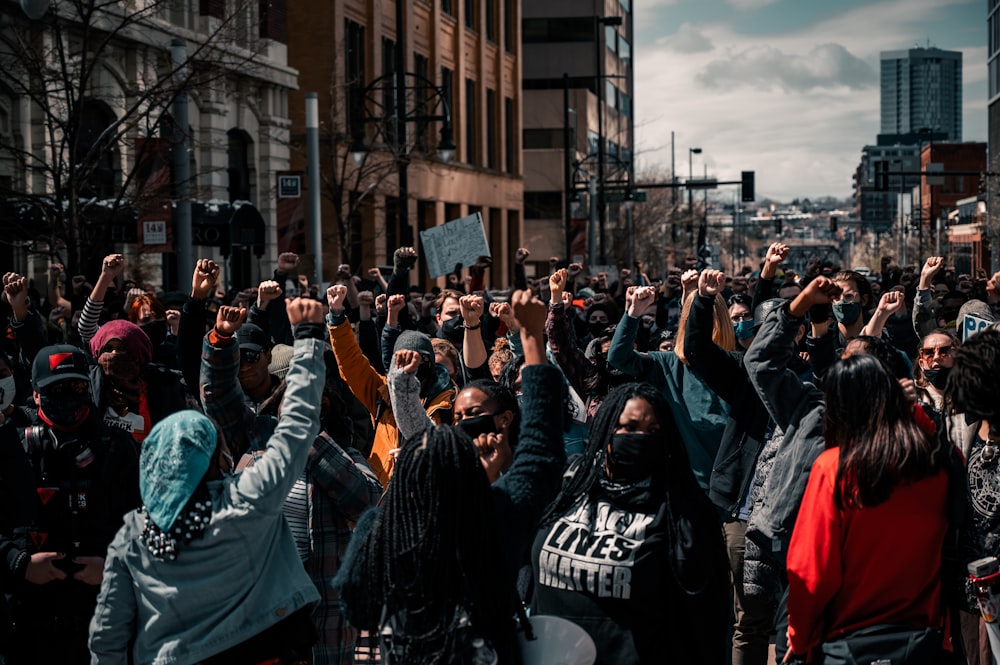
[517,615,597,665]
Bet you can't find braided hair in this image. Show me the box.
[356,426,506,663]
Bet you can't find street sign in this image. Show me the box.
[142,220,167,245]
[278,174,301,198]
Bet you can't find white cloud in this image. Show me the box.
[658,23,714,53]
[696,43,875,92]
[726,0,781,10]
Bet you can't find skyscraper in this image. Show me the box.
[880,47,963,140]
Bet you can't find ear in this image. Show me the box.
[497,410,514,430]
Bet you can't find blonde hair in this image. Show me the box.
[674,291,735,366]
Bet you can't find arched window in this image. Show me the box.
[76,99,120,199]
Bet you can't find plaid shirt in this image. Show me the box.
[200,332,381,664]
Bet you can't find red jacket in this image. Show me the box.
[787,447,949,655]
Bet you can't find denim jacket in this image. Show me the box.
[88,337,325,665]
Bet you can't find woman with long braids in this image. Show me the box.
[529,381,730,664]
[335,289,567,665]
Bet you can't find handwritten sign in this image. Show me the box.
[962,314,993,342]
[419,212,491,278]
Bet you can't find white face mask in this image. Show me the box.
[0,376,16,412]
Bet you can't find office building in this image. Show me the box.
[880,46,962,141]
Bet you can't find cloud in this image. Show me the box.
[658,23,714,54]
[695,43,876,93]
[726,0,781,10]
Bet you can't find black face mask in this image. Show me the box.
[38,392,93,431]
[923,366,951,390]
[457,413,499,440]
[140,319,168,348]
[588,321,609,337]
[607,432,663,483]
[441,316,464,343]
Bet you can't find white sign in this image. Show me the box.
[142,220,167,245]
[419,212,491,278]
[962,314,992,342]
[278,175,301,198]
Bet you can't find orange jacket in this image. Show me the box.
[328,321,453,487]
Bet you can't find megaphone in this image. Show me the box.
[517,615,596,665]
[20,0,49,20]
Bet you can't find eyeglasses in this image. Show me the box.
[731,313,753,323]
[240,349,262,365]
[918,345,953,361]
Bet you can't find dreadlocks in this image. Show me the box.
[353,425,506,664]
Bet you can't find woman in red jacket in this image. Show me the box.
[785,353,949,663]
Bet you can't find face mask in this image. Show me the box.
[38,392,93,431]
[588,321,609,337]
[440,316,464,343]
[832,301,861,325]
[923,366,951,390]
[733,320,754,341]
[457,413,499,440]
[98,351,143,383]
[140,319,168,348]
[0,376,15,412]
[607,433,663,483]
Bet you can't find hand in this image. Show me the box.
[561,291,573,307]
[627,286,656,318]
[101,254,125,279]
[71,556,105,586]
[297,274,310,291]
[549,256,560,266]
[460,294,485,326]
[337,264,352,280]
[23,552,68,585]
[3,274,28,312]
[698,270,725,297]
[357,291,375,307]
[386,294,406,316]
[875,289,905,316]
[277,252,300,274]
[549,269,567,301]
[326,284,348,315]
[48,305,68,326]
[515,247,530,264]
[681,269,699,293]
[191,259,220,299]
[474,432,509,484]
[394,349,423,375]
[765,242,789,266]
[47,263,64,282]
[214,306,247,337]
[165,309,180,335]
[71,275,88,292]
[919,256,944,289]
[287,297,325,325]
[625,285,638,311]
[489,301,519,333]
[567,263,582,278]
[474,255,493,270]
[375,293,388,314]
[367,267,382,280]
[882,256,893,267]
[511,289,546,336]
[619,268,631,281]
[791,276,843,316]
[898,378,918,404]
[256,280,283,307]
[394,246,418,271]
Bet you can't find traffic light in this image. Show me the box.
[830,216,838,233]
[874,161,889,191]
[775,218,783,236]
[741,171,755,202]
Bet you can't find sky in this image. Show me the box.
[633,0,987,202]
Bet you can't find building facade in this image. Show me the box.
[286,0,523,287]
[880,46,962,141]
[0,0,297,291]
[521,0,634,269]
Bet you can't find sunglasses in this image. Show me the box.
[240,349,262,365]
[918,346,953,361]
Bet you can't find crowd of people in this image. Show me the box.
[1,242,1000,664]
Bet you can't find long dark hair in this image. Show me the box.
[823,354,940,509]
[946,328,1000,423]
[354,426,505,662]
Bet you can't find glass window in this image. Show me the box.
[486,0,496,41]
[587,130,600,156]
[465,78,477,164]
[605,25,617,53]
[486,88,497,169]
[465,0,476,29]
[618,36,631,65]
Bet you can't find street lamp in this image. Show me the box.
[688,147,702,253]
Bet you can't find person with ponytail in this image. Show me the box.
[335,289,567,665]
[529,381,730,665]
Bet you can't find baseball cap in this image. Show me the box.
[32,344,92,390]
[236,324,271,352]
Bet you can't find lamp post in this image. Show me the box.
[688,147,702,254]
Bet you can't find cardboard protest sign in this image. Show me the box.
[419,212,491,278]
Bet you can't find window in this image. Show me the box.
[503,0,514,52]
[382,38,398,143]
[345,19,366,138]
[605,80,618,109]
[524,191,562,219]
[169,0,196,29]
[521,17,594,43]
[486,0,496,42]
[618,36,631,65]
[486,88,497,169]
[442,0,453,16]
[77,99,119,199]
[230,0,257,48]
[504,97,515,173]
[227,128,254,203]
[465,78,477,164]
[522,129,563,150]
[441,67,455,155]
[465,0,476,30]
[414,53,430,152]
[619,90,632,119]
[605,25,617,53]
[587,130,600,156]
